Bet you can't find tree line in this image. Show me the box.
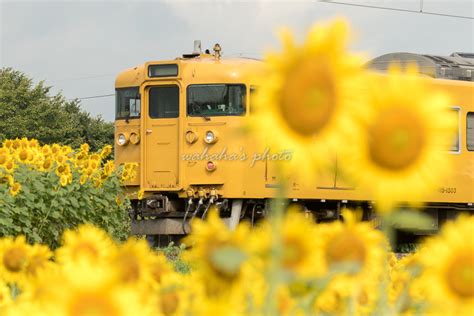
[0,68,113,151]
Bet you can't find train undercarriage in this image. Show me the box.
[129,194,474,248]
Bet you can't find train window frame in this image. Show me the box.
[148,85,180,119]
[115,87,141,120]
[449,106,461,154]
[186,84,246,117]
[249,85,258,115]
[467,112,474,151]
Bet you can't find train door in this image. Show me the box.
[143,83,181,189]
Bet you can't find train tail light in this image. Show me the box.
[206,161,216,171]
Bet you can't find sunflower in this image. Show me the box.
[251,209,323,278]
[345,67,455,212]
[9,182,21,197]
[149,253,174,287]
[100,145,113,159]
[320,211,386,273]
[16,148,30,164]
[89,159,99,171]
[11,139,21,150]
[155,272,191,316]
[249,18,365,180]
[110,238,155,286]
[80,143,90,153]
[317,210,387,291]
[19,137,29,149]
[41,144,52,156]
[418,215,474,314]
[0,236,31,284]
[1,174,14,186]
[121,163,138,182]
[55,163,70,177]
[41,264,154,316]
[56,224,115,266]
[40,158,53,171]
[51,144,61,155]
[137,189,144,200]
[183,211,251,295]
[2,139,13,149]
[24,244,54,279]
[0,149,10,167]
[103,160,115,177]
[3,160,15,173]
[79,174,88,185]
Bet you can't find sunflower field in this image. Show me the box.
[0,210,472,315]
[1,18,473,316]
[0,138,137,247]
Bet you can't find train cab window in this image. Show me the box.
[149,86,179,118]
[187,84,246,116]
[116,87,141,119]
[468,112,474,151]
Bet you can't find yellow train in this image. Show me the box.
[114,44,474,239]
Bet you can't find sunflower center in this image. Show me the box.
[5,161,14,171]
[19,150,28,162]
[3,248,27,272]
[73,242,100,261]
[69,293,119,316]
[119,256,141,283]
[280,59,337,137]
[0,154,7,165]
[160,292,180,315]
[43,160,52,169]
[151,264,171,284]
[368,107,425,170]
[326,232,366,271]
[282,236,306,270]
[446,252,474,298]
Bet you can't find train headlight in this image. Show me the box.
[185,130,198,144]
[117,133,128,146]
[204,130,218,144]
[130,132,140,145]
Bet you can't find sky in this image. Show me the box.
[1,0,473,122]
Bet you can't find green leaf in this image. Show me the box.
[210,246,248,276]
[0,217,13,226]
[386,210,435,231]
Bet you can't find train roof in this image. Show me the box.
[115,54,264,88]
[368,52,474,82]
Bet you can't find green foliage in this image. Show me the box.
[0,165,130,249]
[396,243,418,254]
[160,242,191,274]
[0,68,113,151]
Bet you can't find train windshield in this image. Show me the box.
[187,84,246,116]
[116,87,141,119]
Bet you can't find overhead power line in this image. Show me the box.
[318,1,474,20]
[73,93,115,101]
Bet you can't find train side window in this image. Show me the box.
[450,108,460,152]
[187,84,246,116]
[149,86,179,119]
[468,112,474,151]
